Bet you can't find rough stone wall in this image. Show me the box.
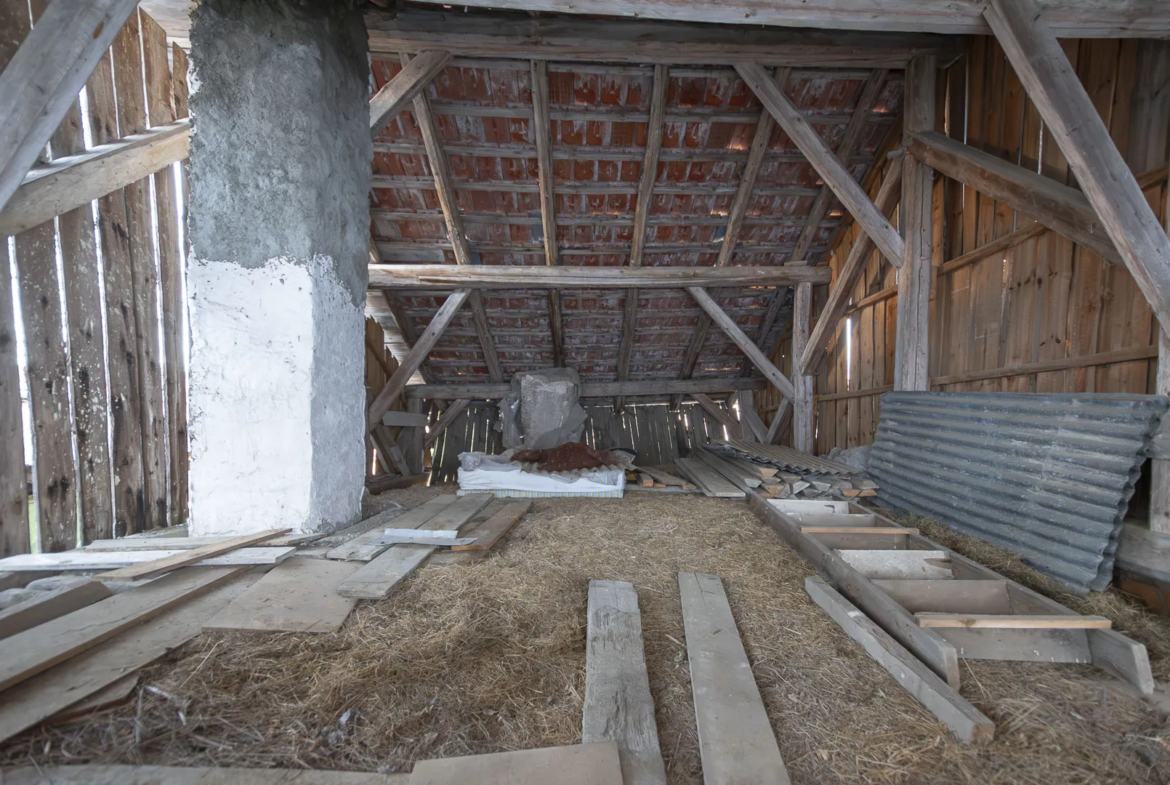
[186,0,369,535]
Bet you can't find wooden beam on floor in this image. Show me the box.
[368,289,470,430]
[799,159,903,375]
[370,264,830,289]
[529,60,565,368]
[582,580,667,785]
[894,54,935,392]
[984,0,1170,335]
[737,62,905,268]
[405,377,767,400]
[679,572,790,785]
[805,578,994,743]
[0,0,141,216]
[366,7,966,62]
[688,286,796,401]
[370,50,451,137]
[908,130,1120,264]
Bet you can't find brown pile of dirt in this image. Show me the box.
[512,442,616,472]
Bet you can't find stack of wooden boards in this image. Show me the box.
[626,465,697,492]
[750,496,1155,743]
[694,438,878,500]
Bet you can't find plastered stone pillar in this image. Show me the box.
[186,0,370,535]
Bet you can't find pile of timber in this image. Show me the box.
[704,439,878,501]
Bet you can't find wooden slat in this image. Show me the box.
[325,497,449,563]
[0,547,293,571]
[916,613,1112,629]
[0,0,140,215]
[0,570,258,745]
[451,501,530,551]
[371,264,830,289]
[370,50,451,136]
[582,580,667,785]
[678,572,790,785]
[3,767,410,785]
[688,287,796,400]
[737,62,904,267]
[406,378,766,400]
[0,581,111,640]
[805,577,994,743]
[0,566,245,693]
[410,743,622,785]
[97,528,288,581]
[204,558,361,634]
[674,458,745,499]
[872,580,1012,614]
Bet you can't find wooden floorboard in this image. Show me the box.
[678,572,790,785]
[582,580,667,785]
[451,501,530,552]
[1,766,411,784]
[205,558,360,634]
[409,743,622,785]
[0,581,111,640]
[326,496,456,562]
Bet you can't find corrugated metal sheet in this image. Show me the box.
[869,391,1167,594]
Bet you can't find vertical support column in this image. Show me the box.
[791,282,815,453]
[186,0,370,535]
[894,53,936,392]
[1151,141,1170,532]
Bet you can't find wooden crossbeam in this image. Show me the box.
[617,65,669,411]
[737,62,905,268]
[799,159,903,375]
[370,50,451,137]
[984,0,1170,335]
[368,289,470,430]
[529,60,564,369]
[0,0,141,217]
[405,377,766,400]
[0,121,188,236]
[369,265,830,289]
[688,287,796,401]
[401,54,502,382]
[908,130,1119,264]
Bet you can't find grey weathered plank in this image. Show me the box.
[805,578,994,743]
[0,581,111,640]
[326,496,453,562]
[410,743,622,785]
[582,580,667,785]
[2,765,408,784]
[204,558,360,634]
[678,572,790,785]
[675,457,744,499]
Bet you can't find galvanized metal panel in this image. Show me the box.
[870,392,1167,594]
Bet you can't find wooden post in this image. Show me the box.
[894,54,935,392]
[984,0,1170,337]
[530,60,565,369]
[791,282,815,452]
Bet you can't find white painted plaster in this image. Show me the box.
[186,256,365,536]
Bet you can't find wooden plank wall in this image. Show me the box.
[814,37,1170,454]
[365,318,404,476]
[0,7,190,556]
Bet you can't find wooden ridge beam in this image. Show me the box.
[737,62,905,268]
[908,130,1120,265]
[530,60,564,368]
[369,265,830,289]
[402,54,502,383]
[367,7,964,63]
[984,0,1170,335]
[0,121,188,237]
[799,159,903,375]
[0,0,141,216]
[406,377,766,400]
[370,50,451,137]
[689,287,796,401]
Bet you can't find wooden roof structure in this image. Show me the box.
[363,5,926,401]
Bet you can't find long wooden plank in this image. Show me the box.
[204,558,361,634]
[0,547,294,571]
[371,265,830,289]
[3,767,410,785]
[369,1,1170,39]
[406,377,766,401]
[0,581,111,640]
[736,62,904,267]
[370,50,451,137]
[0,566,245,693]
[675,457,745,499]
[679,572,790,785]
[0,0,140,215]
[0,569,258,745]
[804,578,994,743]
[98,528,288,581]
[582,580,667,785]
[410,743,622,785]
[336,494,492,599]
[916,613,1112,629]
[451,501,530,551]
[325,496,452,562]
[688,287,796,400]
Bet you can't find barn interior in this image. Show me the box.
[3,0,1170,783]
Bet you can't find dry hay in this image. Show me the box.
[2,490,1169,784]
